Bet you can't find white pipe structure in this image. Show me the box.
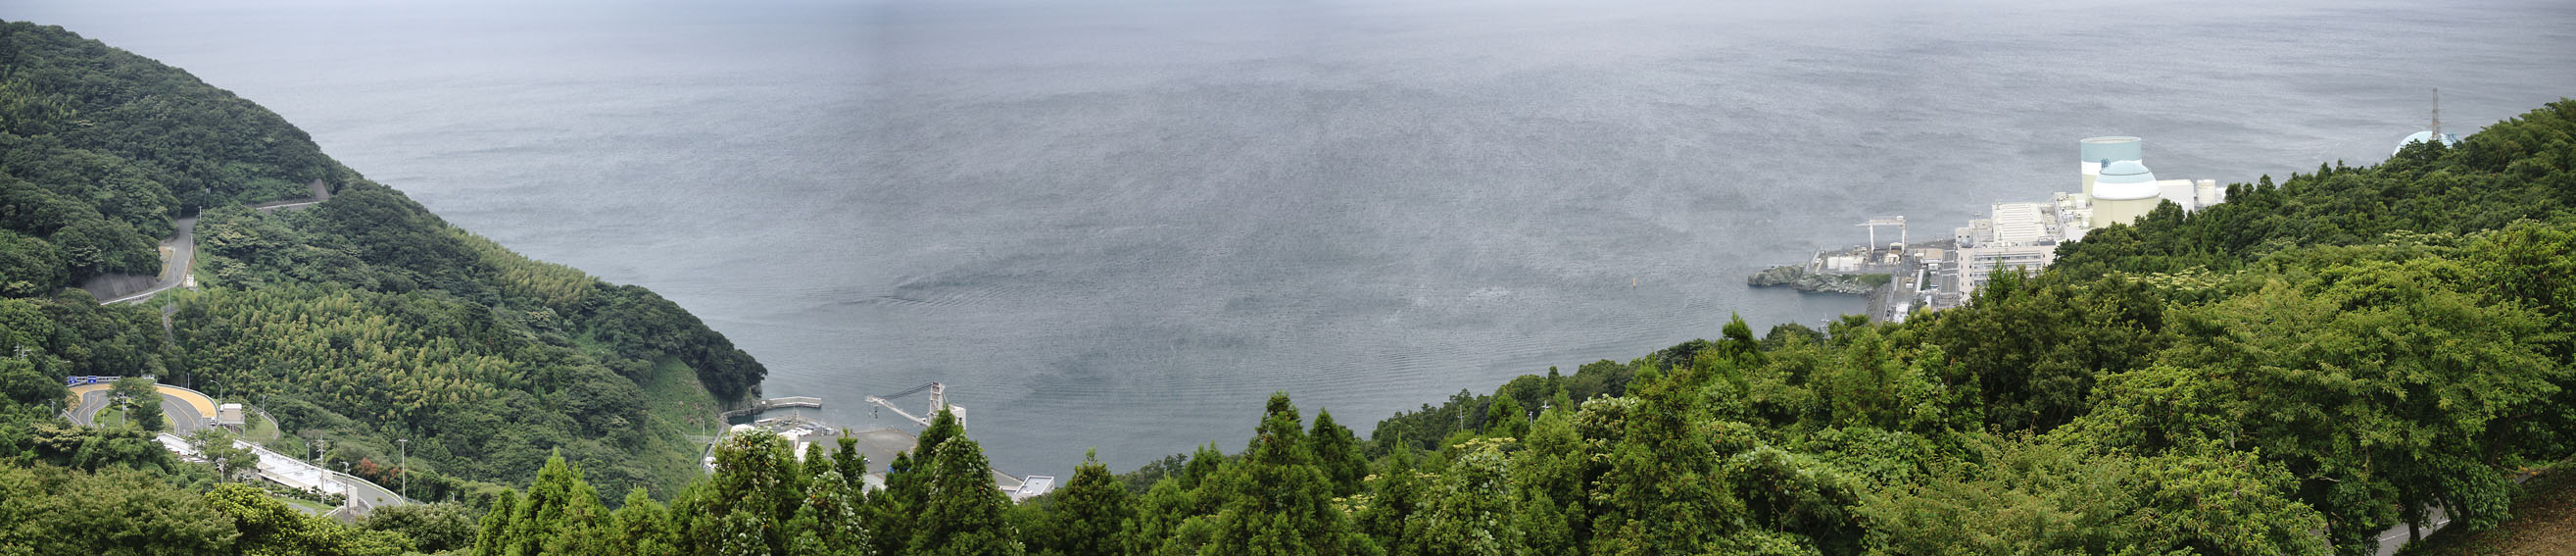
[866,382,966,430]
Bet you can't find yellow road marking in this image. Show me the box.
[63,383,219,421]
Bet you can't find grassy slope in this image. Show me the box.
[631,357,722,493]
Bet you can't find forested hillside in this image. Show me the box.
[5,14,2574,556]
[459,99,2576,556]
[0,20,774,553]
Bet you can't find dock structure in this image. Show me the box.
[721,396,824,419]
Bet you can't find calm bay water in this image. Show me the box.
[15,0,2573,477]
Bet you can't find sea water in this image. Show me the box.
[17,0,2574,477]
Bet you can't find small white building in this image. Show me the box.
[217,403,245,430]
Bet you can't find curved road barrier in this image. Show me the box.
[160,432,411,516]
[64,379,219,433]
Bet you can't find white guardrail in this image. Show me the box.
[157,432,412,514]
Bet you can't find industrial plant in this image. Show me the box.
[1756,135,2233,322]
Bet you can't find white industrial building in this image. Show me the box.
[1952,202,2064,294]
[2070,136,2224,231]
[1945,135,2227,298]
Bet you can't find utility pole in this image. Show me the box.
[397,438,408,502]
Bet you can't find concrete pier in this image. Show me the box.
[721,396,823,419]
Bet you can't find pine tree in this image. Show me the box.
[1482,396,1528,439]
[909,435,1024,556]
[1039,449,1136,556]
[803,438,837,484]
[610,488,678,556]
[862,450,919,556]
[869,407,966,556]
[1509,404,1589,555]
[1354,441,1421,547]
[713,509,770,556]
[1205,392,1365,556]
[1180,442,1224,492]
[471,490,516,556]
[509,452,609,556]
[1584,363,1744,554]
[1307,410,1369,497]
[705,430,803,552]
[787,465,873,556]
[834,433,869,492]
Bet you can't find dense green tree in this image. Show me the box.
[0,229,65,296]
[1126,475,1199,556]
[2071,254,2558,555]
[1179,441,1224,492]
[1201,392,1367,556]
[51,216,156,277]
[186,429,257,482]
[1916,272,2168,432]
[786,468,872,556]
[0,464,236,556]
[833,434,869,492]
[1725,447,1862,555]
[1309,409,1370,497]
[1481,396,1529,439]
[471,489,517,556]
[1506,406,1588,556]
[1032,449,1134,556]
[209,482,409,556]
[911,435,1024,555]
[1861,435,2328,556]
[1353,439,1423,549]
[701,430,804,553]
[359,502,481,554]
[1403,438,1524,556]
[861,449,921,556]
[607,488,680,556]
[490,452,612,556]
[108,376,164,431]
[1581,363,1745,554]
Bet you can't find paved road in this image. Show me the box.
[254,199,324,212]
[2374,508,2452,556]
[250,180,331,215]
[64,383,218,433]
[160,392,207,434]
[101,216,197,305]
[160,432,411,516]
[65,385,107,427]
[104,183,329,305]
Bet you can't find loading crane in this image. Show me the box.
[866,381,965,430]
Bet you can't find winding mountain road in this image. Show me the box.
[99,216,196,305]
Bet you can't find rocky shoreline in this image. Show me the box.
[1746,265,1888,295]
